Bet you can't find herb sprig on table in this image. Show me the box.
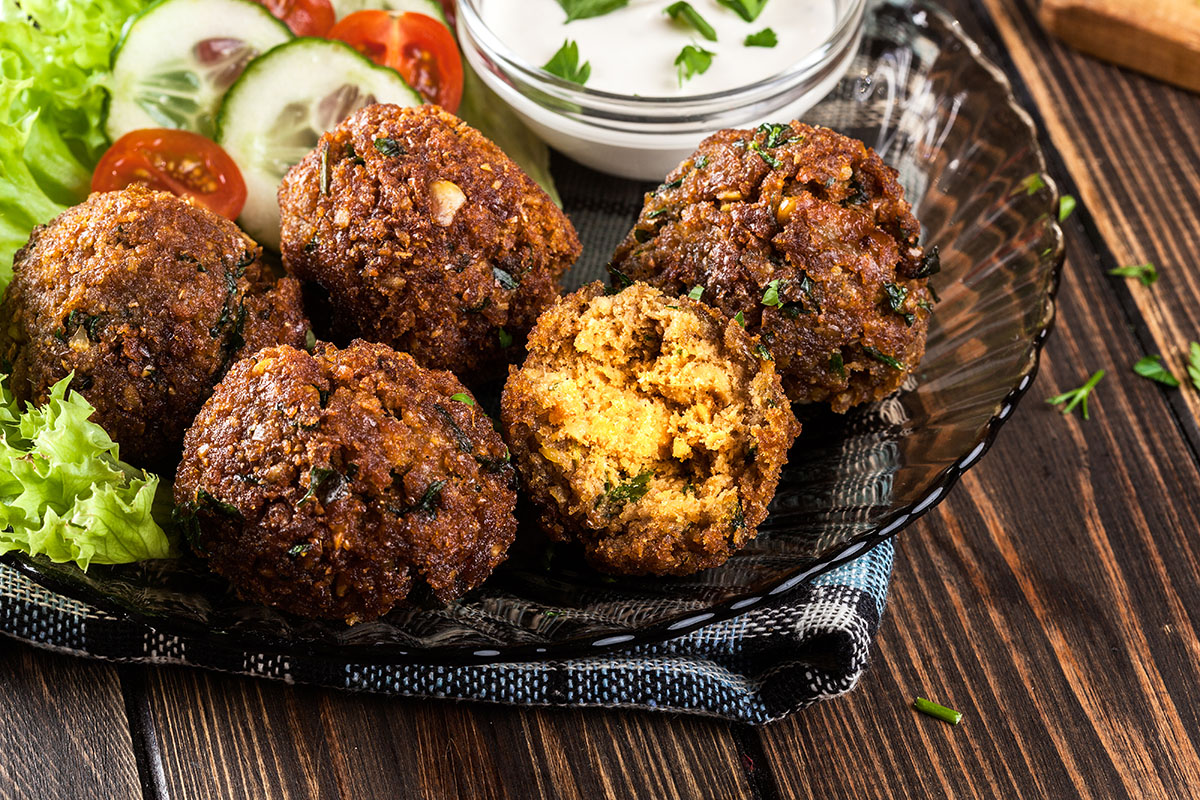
[1133,355,1179,387]
[1107,262,1158,286]
[1046,369,1105,419]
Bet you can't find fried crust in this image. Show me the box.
[174,340,518,623]
[609,122,934,412]
[279,104,581,382]
[0,187,308,469]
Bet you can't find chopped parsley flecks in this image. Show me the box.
[1132,355,1179,387]
[1019,172,1046,195]
[913,697,963,725]
[915,245,941,278]
[388,479,448,518]
[1058,194,1076,222]
[863,346,903,371]
[1107,262,1157,287]
[604,470,654,507]
[761,279,783,308]
[373,137,404,157]
[830,350,845,378]
[493,266,520,290]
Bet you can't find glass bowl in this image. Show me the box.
[456,0,867,179]
[2,0,1064,666]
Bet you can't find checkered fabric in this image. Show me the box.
[0,540,891,724]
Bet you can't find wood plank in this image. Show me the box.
[0,641,142,800]
[756,186,1200,796]
[974,0,1200,447]
[140,666,757,800]
[1039,0,1200,92]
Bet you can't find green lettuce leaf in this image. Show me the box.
[0,374,177,568]
[0,0,147,288]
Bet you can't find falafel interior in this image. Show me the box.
[503,282,799,576]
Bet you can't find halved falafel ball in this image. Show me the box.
[0,186,309,469]
[609,122,937,412]
[278,104,581,382]
[501,282,800,576]
[174,340,518,623]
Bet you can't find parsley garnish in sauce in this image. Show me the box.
[665,2,717,41]
[674,44,715,86]
[556,0,628,22]
[716,0,770,21]
[543,40,591,84]
[744,28,778,47]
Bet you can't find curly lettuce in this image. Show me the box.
[0,0,146,287]
[0,374,176,568]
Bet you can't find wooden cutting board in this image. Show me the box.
[1039,0,1200,92]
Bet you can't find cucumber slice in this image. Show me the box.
[216,38,423,250]
[330,0,449,25]
[106,0,293,141]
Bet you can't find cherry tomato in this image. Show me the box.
[328,11,464,113]
[91,129,248,220]
[253,0,335,37]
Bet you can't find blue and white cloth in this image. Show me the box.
[0,540,891,725]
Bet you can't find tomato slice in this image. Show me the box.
[91,129,248,220]
[252,0,335,37]
[328,11,463,113]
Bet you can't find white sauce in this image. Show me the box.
[480,0,838,97]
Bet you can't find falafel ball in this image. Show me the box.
[0,186,309,469]
[278,103,581,382]
[502,282,800,576]
[174,340,518,623]
[608,122,937,412]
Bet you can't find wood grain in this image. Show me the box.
[1039,0,1200,92]
[977,0,1200,445]
[140,666,756,800]
[0,640,141,800]
[754,14,1200,784]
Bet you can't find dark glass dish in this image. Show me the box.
[2,0,1064,665]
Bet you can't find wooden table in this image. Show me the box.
[4,0,1199,796]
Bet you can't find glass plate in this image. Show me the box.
[2,0,1064,665]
